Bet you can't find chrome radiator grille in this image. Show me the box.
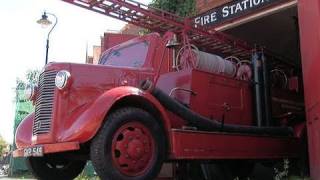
[33,70,57,136]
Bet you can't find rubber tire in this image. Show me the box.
[174,162,227,180]
[223,161,255,180]
[207,163,228,180]
[289,133,310,177]
[90,107,166,180]
[26,155,86,180]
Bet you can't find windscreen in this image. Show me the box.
[100,41,149,68]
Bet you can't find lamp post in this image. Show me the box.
[37,11,58,65]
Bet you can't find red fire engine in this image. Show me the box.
[13,0,320,179]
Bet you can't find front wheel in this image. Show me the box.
[26,155,86,180]
[90,107,166,180]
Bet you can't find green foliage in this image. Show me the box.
[16,78,25,90]
[26,70,40,85]
[0,135,8,156]
[75,171,100,180]
[14,69,40,133]
[132,0,195,35]
[138,28,151,35]
[16,70,40,90]
[10,69,41,175]
[149,0,196,17]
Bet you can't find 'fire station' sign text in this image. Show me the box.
[194,0,280,27]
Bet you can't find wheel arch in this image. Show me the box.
[60,86,172,151]
[15,112,34,149]
[104,94,172,154]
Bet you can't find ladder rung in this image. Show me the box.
[62,0,252,57]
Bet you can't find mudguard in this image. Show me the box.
[58,86,171,143]
[15,113,34,148]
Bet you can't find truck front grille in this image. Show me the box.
[33,70,57,136]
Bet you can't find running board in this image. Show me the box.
[169,129,299,160]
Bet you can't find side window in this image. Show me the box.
[102,41,149,68]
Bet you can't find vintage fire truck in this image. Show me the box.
[13,0,320,179]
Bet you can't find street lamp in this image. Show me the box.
[37,11,58,65]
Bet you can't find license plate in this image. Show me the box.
[23,146,43,157]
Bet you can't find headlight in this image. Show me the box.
[25,84,36,100]
[55,70,71,90]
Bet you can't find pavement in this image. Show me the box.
[0,175,34,180]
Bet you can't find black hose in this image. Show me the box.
[151,87,293,136]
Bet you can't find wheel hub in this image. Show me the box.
[112,122,154,176]
[127,139,144,160]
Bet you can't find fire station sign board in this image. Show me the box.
[194,0,282,27]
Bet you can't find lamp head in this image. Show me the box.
[37,12,52,28]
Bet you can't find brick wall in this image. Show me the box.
[196,0,231,14]
[92,46,101,65]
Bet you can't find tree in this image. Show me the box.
[15,70,39,91]
[14,70,40,126]
[0,135,8,157]
[149,0,196,17]
[26,70,40,85]
[138,0,195,35]
[10,69,40,175]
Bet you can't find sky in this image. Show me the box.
[0,0,151,143]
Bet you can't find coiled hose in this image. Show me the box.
[150,87,293,136]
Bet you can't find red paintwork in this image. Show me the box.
[102,33,137,52]
[298,0,320,179]
[190,70,253,125]
[15,113,34,148]
[15,33,174,154]
[14,31,303,162]
[14,3,309,177]
[156,69,253,126]
[292,122,306,139]
[112,122,155,176]
[170,129,299,159]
